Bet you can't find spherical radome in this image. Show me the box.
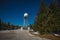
[24,13,28,17]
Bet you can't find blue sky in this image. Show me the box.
[0,0,50,26]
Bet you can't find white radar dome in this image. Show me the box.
[24,13,28,17]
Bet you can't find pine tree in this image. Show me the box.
[48,0,60,33]
[33,0,60,34]
[33,0,47,34]
[55,0,60,33]
[7,22,11,30]
[0,19,2,30]
[33,16,38,32]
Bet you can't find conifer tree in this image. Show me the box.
[33,0,47,34]
[48,0,60,33]
[33,0,60,34]
[0,19,2,30]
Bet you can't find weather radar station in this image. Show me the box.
[21,13,30,30]
[24,13,28,27]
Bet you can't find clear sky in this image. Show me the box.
[0,0,50,26]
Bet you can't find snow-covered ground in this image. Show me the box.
[0,29,50,40]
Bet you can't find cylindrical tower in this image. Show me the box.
[24,13,28,27]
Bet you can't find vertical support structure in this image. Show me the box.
[24,17,27,27]
[24,13,29,30]
[24,19,25,27]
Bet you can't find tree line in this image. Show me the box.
[33,0,60,34]
[0,19,21,30]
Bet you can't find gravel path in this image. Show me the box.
[0,29,50,40]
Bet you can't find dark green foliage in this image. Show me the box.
[0,19,2,30]
[48,0,60,33]
[0,19,21,30]
[30,24,33,29]
[33,0,60,34]
[33,0,47,34]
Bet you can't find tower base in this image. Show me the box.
[28,27,30,30]
[21,27,23,31]
[21,27,30,30]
